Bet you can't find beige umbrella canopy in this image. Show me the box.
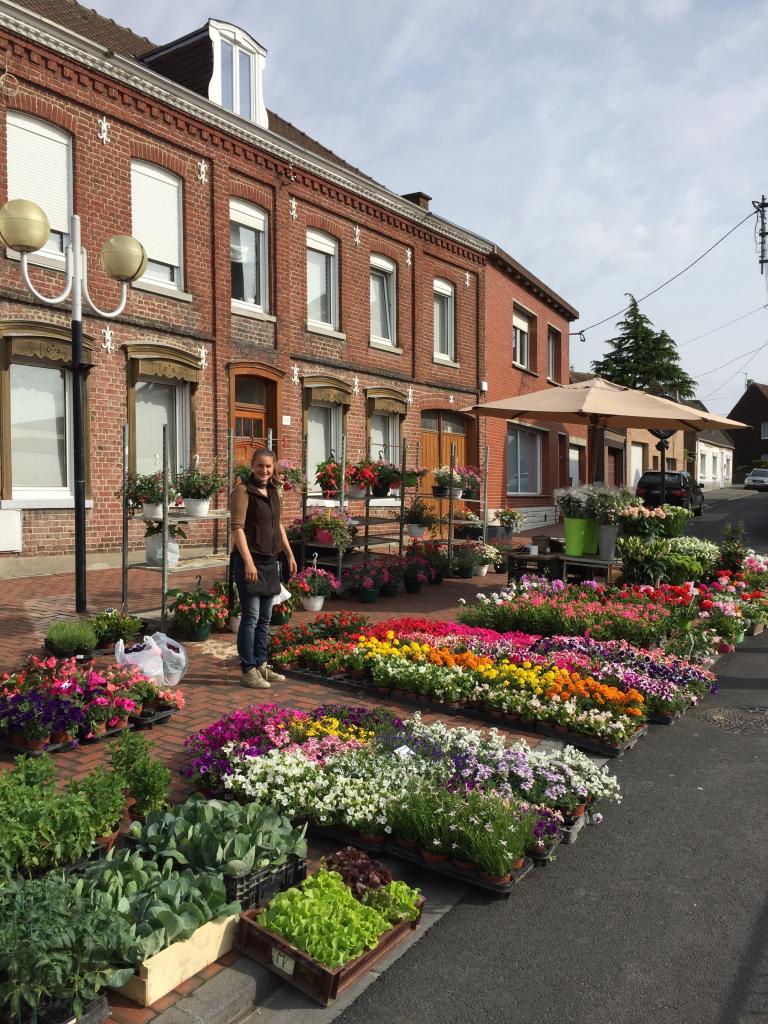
[462,377,748,431]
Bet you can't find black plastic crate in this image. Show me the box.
[224,855,307,910]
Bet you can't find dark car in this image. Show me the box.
[635,471,704,515]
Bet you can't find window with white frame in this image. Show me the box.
[712,453,718,479]
[10,362,71,497]
[306,402,343,488]
[762,422,768,440]
[220,38,253,119]
[131,161,183,288]
[134,379,189,474]
[506,424,541,494]
[6,112,72,258]
[433,278,455,360]
[547,327,560,381]
[306,230,339,329]
[230,199,268,311]
[369,412,400,463]
[700,452,707,479]
[370,255,397,345]
[513,310,530,369]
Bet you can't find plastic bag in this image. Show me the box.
[150,632,189,686]
[273,583,292,606]
[115,635,165,688]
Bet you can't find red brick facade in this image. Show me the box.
[0,4,576,573]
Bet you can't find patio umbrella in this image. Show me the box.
[461,376,747,431]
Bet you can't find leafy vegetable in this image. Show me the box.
[323,846,392,899]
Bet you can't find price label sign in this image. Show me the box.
[272,948,296,976]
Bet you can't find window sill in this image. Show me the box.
[305,322,347,342]
[433,355,460,368]
[134,279,193,303]
[6,248,66,271]
[1,498,95,510]
[547,376,558,384]
[505,493,542,499]
[369,338,402,354]
[513,363,539,378]
[231,301,276,323]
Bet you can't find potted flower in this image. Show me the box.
[120,471,178,519]
[454,543,481,578]
[402,497,441,538]
[345,458,378,499]
[167,577,223,641]
[315,456,346,499]
[403,465,427,489]
[490,507,523,541]
[342,561,391,603]
[301,508,354,548]
[459,465,482,498]
[586,487,636,561]
[474,541,500,576]
[44,618,98,659]
[432,466,463,499]
[379,558,403,597]
[144,521,186,567]
[270,588,296,626]
[275,459,306,493]
[370,459,402,498]
[555,487,592,557]
[402,555,431,593]
[292,563,340,611]
[175,463,227,517]
[453,508,483,540]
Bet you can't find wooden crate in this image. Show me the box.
[114,914,239,1007]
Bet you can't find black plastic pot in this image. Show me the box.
[432,485,448,497]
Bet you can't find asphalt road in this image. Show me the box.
[690,487,768,551]
[335,635,768,1024]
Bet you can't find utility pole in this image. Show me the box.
[754,196,768,297]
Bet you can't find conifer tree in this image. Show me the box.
[590,295,696,399]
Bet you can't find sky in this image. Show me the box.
[88,0,768,414]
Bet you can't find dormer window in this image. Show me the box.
[209,21,267,127]
[221,39,252,119]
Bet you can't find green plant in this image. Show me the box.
[67,766,126,838]
[494,508,524,530]
[0,874,134,1020]
[175,463,227,500]
[315,456,346,497]
[130,756,171,816]
[719,521,749,572]
[168,577,223,632]
[258,870,392,968]
[144,520,188,540]
[454,543,481,569]
[403,497,441,529]
[554,487,589,519]
[234,464,252,484]
[668,536,720,578]
[371,459,402,488]
[91,608,145,647]
[433,465,463,488]
[301,508,354,548]
[617,536,673,585]
[655,503,693,538]
[108,729,157,778]
[323,846,392,899]
[662,553,704,585]
[119,471,177,509]
[44,617,97,655]
[361,880,422,924]
[129,795,307,877]
[585,487,637,525]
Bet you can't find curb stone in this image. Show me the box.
[152,956,281,1024]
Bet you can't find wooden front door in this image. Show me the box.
[233,375,271,467]
[420,411,470,526]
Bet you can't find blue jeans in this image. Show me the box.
[231,550,276,671]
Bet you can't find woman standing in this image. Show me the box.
[230,448,297,688]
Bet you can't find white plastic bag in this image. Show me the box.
[273,583,292,606]
[150,632,189,686]
[115,635,165,688]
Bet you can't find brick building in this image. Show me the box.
[0,0,578,576]
[727,381,767,482]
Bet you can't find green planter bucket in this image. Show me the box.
[380,582,400,597]
[582,518,599,555]
[358,589,380,603]
[183,622,212,642]
[563,517,588,557]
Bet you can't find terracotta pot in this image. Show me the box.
[478,870,511,885]
[51,730,73,745]
[359,834,386,846]
[572,803,587,818]
[8,733,26,750]
[490,709,504,719]
[513,857,526,870]
[25,736,49,751]
[421,848,449,864]
[375,686,389,695]
[396,836,419,850]
[96,830,120,853]
[451,857,476,873]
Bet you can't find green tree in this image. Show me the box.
[590,295,697,399]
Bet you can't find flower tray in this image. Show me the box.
[558,813,587,846]
[114,914,239,1006]
[79,723,133,745]
[235,901,424,1006]
[224,855,307,910]
[129,708,174,730]
[528,837,561,865]
[307,822,387,853]
[385,840,534,896]
[534,722,648,758]
[647,709,683,725]
[3,994,110,1024]
[0,735,77,757]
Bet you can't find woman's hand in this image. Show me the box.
[245,561,258,583]
[286,553,298,577]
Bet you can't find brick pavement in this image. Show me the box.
[0,565,538,1022]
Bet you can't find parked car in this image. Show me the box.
[744,469,768,491]
[635,471,705,515]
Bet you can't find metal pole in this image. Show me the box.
[267,427,273,451]
[70,216,87,613]
[447,442,456,562]
[161,425,169,630]
[481,444,489,544]
[121,424,129,612]
[399,438,407,557]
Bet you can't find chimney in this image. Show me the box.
[402,191,432,211]
[747,379,756,389]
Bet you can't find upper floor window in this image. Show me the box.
[513,310,530,369]
[230,199,268,312]
[207,21,267,126]
[131,161,183,289]
[433,278,455,361]
[547,327,560,382]
[306,229,339,330]
[6,112,72,258]
[761,422,768,440]
[370,254,396,346]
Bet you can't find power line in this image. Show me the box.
[693,340,768,379]
[570,209,757,338]
[679,303,768,347]
[701,346,766,402]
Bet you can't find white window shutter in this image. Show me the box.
[6,112,71,234]
[131,161,182,268]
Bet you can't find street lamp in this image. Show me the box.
[0,198,146,613]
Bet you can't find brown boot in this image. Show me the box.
[257,662,286,683]
[240,666,270,689]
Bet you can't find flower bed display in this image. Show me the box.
[0,656,184,752]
